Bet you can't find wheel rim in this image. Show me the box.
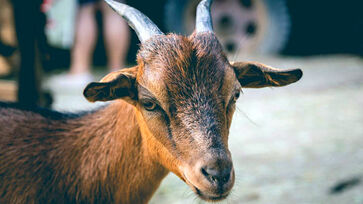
[184,0,269,55]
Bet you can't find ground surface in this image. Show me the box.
[46,55,363,204]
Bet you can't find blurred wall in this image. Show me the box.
[283,0,363,56]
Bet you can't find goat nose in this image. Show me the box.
[201,164,232,186]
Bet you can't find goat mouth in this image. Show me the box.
[183,174,229,201]
[194,186,229,201]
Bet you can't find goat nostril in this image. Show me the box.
[211,176,217,183]
[201,167,209,177]
[222,172,230,183]
[201,166,231,185]
[201,167,216,183]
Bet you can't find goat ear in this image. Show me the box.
[231,61,303,88]
[83,66,138,103]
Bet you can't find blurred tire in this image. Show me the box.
[165,0,290,55]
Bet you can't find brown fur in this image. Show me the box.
[0,102,167,203]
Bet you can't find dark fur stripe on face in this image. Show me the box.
[160,108,177,149]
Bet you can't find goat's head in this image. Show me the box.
[83,0,302,201]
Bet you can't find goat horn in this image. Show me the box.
[195,0,214,33]
[104,0,164,42]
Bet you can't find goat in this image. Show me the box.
[0,0,303,203]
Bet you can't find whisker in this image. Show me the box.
[236,106,259,127]
[231,35,249,62]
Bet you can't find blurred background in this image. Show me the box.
[0,0,362,203]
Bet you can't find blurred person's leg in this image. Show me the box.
[69,2,97,75]
[45,1,97,91]
[101,1,130,71]
[12,0,43,107]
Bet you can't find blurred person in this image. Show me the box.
[52,0,130,87]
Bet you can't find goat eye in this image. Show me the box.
[142,100,157,111]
